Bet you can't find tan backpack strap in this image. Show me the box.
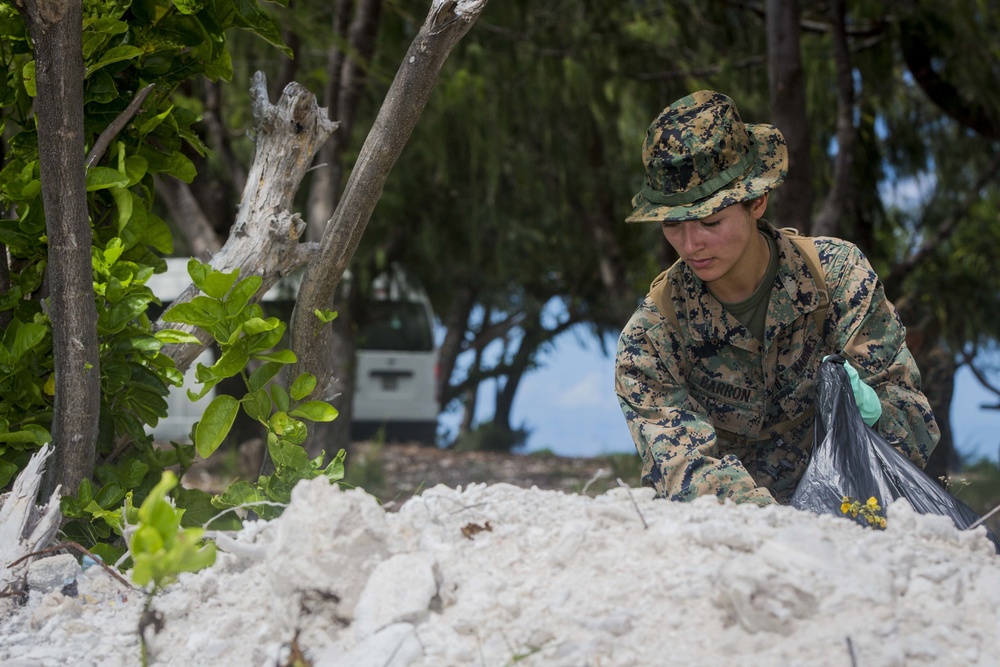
[648,261,683,331]
[785,232,829,336]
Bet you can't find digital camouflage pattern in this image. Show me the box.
[626,91,788,224]
[615,222,940,506]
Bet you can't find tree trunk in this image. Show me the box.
[904,321,958,482]
[493,327,536,430]
[305,284,356,462]
[437,283,477,407]
[812,0,856,237]
[306,0,382,241]
[201,79,246,197]
[0,246,11,330]
[17,0,102,498]
[288,0,489,435]
[765,0,814,231]
[154,176,223,261]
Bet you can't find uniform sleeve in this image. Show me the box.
[826,247,940,467]
[614,304,776,506]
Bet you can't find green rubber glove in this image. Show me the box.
[823,356,883,426]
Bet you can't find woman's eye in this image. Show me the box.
[701,220,721,228]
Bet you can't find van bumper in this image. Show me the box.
[350,420,438,445]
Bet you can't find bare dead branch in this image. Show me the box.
[155,74,337,375]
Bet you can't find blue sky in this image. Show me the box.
[445,330,1000,464]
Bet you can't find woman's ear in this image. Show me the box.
[749,192,769,220]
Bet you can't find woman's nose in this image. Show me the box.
[679,223,703,254]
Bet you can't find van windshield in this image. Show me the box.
[357,301,434,352]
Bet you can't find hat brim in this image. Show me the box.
[625,123,788,223]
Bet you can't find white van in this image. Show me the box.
[350,266,439,443]
[145,259,440,445]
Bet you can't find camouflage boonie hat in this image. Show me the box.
[626,91,788,223]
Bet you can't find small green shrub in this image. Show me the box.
[452,422,529,453]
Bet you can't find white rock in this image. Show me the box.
[27,555,81,593]
[353,552,438,641]
[316,622,422,667]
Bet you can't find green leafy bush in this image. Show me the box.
[164,259,344,521]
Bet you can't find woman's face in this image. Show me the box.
[660,197,768,298]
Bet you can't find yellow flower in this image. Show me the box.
[840,501,852,515]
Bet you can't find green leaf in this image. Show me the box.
[0,424,51,445]
[241,389,271,423]
[323,449,347,483]
[195,395,239,458]
[89,543,127,568]
[314,308,338,324]
[95,482,126,509]
[163,296,225,329]
[85,167,129,192]
[140,212,174,254]
[103,237,125,265]
[10,323,46,360]
[174,486,241,530]
[173,0,205,15]
[112,333,163,354]
[0,460,17,488]
[240,317,280,337]
[252,349,296,364]
[106,294,153,333]
[223,275,263,316]
[199,267,242,300]
[266,435,309,469]
[270,384,290,413]
[267,412,306,446]
[244,324,285,353]
[139,145,197,182]
[116,458,151,488]
[86,45,144,78]
[247,362,283,393]
[227,0,293,57]
[186,258,211,290]
[154,329,202,344]
[22,60,35,97]
[210,343,249,379]
[211,480,266,510]
[289,373,317,401]
[123,155,148,186]
[110,187,134,233]
[129,363,171,397]
[290,401,338,423]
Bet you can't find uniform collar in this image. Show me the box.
[670,221,823,350]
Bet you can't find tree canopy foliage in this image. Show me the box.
[3,0,1000,503]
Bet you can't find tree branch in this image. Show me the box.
[883,151,1000,296]
[958,347,1000,410]
[85,83,154,168]
[899,17,1000,140]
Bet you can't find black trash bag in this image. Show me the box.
[791,356,1000,553]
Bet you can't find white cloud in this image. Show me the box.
[554,372,608,408]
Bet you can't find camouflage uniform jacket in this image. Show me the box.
[615,222,940,506]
